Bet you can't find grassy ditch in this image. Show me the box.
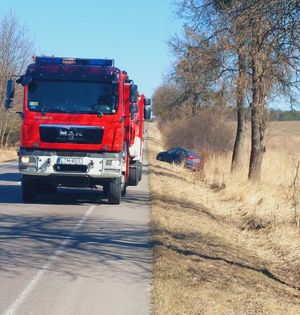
[147,121,300,315]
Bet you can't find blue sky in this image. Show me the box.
[1,0,182,97]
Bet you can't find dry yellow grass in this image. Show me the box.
[203,123,300,226]
[0,148,17,162]
[147,121,300,315]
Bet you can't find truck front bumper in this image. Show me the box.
[18,149,124,179]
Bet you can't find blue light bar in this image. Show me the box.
[35,56,114,66]
[35,56,62,64]
[87,59,114,66]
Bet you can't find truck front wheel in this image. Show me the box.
[107,177,122,204]
[21,176,37,203]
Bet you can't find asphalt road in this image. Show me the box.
[0,161,152,315]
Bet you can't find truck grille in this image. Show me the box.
[40,125,104,144]
[53,164,88,173]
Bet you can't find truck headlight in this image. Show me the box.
[19,156,37,169]
[20,156,37,164]
[21,156,30,163]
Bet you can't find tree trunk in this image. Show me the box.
[5,119,13,148]
[248,56,266,182]
[191,93,199,116]
[231,49,247,173]
[0,112,9,148]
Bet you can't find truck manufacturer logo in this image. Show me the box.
[59,128,83,140]
[59,130,68,136]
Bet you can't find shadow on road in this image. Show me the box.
[0,213,152,281]
[0,163,151,281]
[0,183,106,205]
[0,172,21,182]
[0,166,150,206]
[0,184,149,206]
[0,184,22,203]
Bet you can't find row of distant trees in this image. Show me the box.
[270,109,300,121]
[153,0,299,181]
[0,12,34,148]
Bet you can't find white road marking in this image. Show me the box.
[4,205,96,315]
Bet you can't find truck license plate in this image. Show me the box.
[57,157,83,165]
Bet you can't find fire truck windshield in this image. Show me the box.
[27,80,119,114]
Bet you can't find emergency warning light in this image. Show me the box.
[34,56,114,67]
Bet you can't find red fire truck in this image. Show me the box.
[5,56,150,204]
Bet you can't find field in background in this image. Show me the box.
[267,121,300,153]
[0,149,17,162]
[204,121,300,225]
[269,120,300,137]
[148,121,300,315]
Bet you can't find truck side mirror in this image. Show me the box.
[144,98,151,106]
[130,84,138,104]
[144,106,151,120]
[5,80,15,109]
[6,79,15,99]
[130,104,138,114]
[16,75,32,86]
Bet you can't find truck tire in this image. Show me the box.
[21,176,37,203]
[121,174,127,197]
[138,162,143,182]
[107,177,122,204]
[121,184,127,197]
[128,164,139,186]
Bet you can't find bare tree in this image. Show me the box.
[238,0,300,181]
[0,11,34,148]
[172,0,300,181]
[172,0,249,171]
[231,47,248,172]
[169,31,228,116]
[152,83,181,120]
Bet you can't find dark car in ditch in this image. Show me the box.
[156,147,202,171]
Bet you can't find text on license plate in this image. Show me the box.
[57,157,83,165]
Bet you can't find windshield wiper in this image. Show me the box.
[40,107,74,113]
[90,104,109,116]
